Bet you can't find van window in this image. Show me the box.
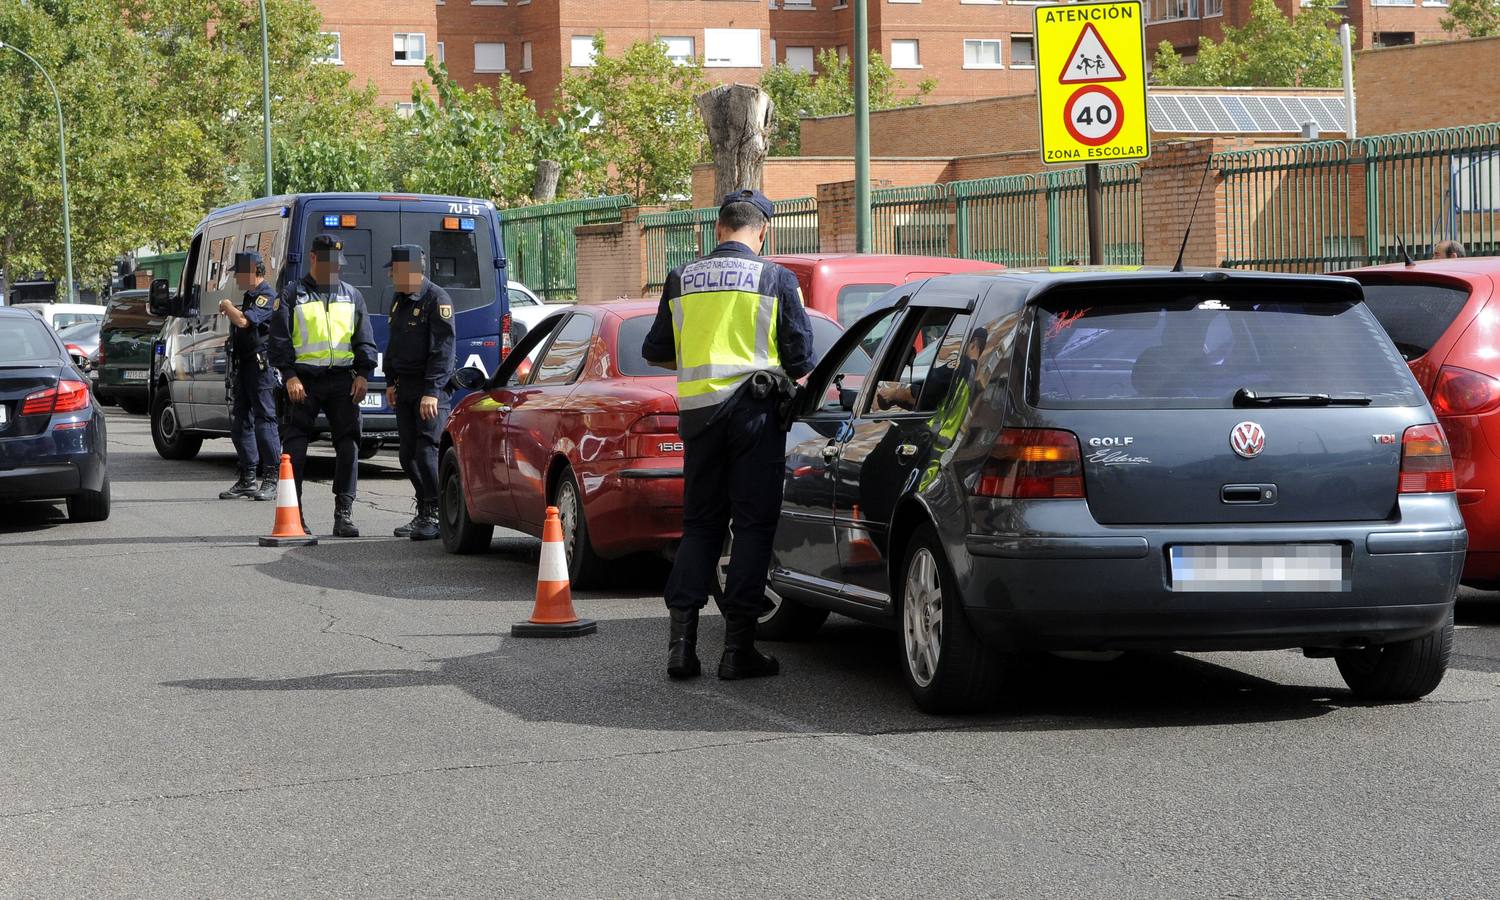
[1358,282,1473,361]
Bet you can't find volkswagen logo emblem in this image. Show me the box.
[1231,421,1267,459]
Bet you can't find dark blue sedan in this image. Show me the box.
[0,307,109,521]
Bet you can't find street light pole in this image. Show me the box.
[0,40,75,302]
[258,0,274,196]
[853,0,871,253]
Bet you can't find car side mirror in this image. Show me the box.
[451,366,486,391]
[839,387,860,412]
[148,279,173,316]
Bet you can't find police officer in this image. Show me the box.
[268,234,378,538]
[218,251,281,502]
[382,245,455,541]
[641,189,816,681]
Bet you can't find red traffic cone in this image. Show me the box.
[258,454,318,547]
[512,506,596,637]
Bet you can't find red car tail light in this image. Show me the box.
[21,379,90,416]
[976,428,1085,499]
[64,343,86,359]
[629,414,679,435]
[501,313,513,355]
[1400,423,1456,493]
[1431,365,1500,417]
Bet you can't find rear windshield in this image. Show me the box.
[1358,282,1472,361]
[1032,293,1421,409]
[615,313,845,377]
[0,317,60,364]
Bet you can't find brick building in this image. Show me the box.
[311,0,439,107]
[1145,0,1453,58]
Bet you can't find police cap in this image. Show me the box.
[310,234,346,265]
[232,251,263,274]
[383,244,426,270]
[720,188,774,222]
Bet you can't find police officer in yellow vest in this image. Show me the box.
[268,234,378,538]
[642,189,816,681]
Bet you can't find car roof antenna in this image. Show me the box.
[1172,154,1216,273]
[1395,235,1416,267]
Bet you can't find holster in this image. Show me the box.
[750,371,799,432]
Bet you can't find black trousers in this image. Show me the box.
[394,382,448,503]
[281,369,362,501]
[664,392,784,620]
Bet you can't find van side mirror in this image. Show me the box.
[148,279,173,316]
[451,366,486,391]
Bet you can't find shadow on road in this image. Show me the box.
[163,615,1349,734]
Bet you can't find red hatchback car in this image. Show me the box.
[440,299,844,584]
[769,254,1000,326]
[1344,257,1500,585]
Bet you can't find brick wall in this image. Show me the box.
[574,206,667,300]
[313,0,437,107]
[690,157,956,207]
[1357,36,1500,136]
[1140,138,1224,269]
[802,94,1043,158]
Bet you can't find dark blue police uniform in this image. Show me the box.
[385,270,455,534]
[229,280,281,478]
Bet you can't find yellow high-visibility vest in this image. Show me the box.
[292,285,358,368]
[669,255,783,414]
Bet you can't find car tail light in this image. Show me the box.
[630,414,679,435]
[1431,365,1500,416]
[1400,424,1456,493]
[21,379,90,416]
[976,428,1085,499]
[501,313,512,355]
[65,343,86,359]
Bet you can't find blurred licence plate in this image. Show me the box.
[122,369,149,381]
[360,394,383,410]
[1169,544,1347,593]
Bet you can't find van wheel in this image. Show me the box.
[898,523,1006,714]
[439,448,493,554]
[554,468,603,588]
[1335,607,1453,702]
[716,530,828,640]
[150,389,201,460]
[66,476,111,523]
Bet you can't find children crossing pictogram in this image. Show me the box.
[1059,23,1125,83]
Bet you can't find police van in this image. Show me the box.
[147,193,509,460]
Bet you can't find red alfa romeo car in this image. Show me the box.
[1344,256,1500,586]
[440,299,844,585]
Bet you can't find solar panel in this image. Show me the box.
[1205,97,1238,132]
[1144,93,1350,134]
[1240,96,1279,131]
[1221,95,1259,131]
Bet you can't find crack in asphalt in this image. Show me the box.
[297,597,430,656]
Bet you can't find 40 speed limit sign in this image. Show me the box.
[1034,0,1149,165]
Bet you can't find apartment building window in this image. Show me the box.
[1010,35,1035,68]
[437,42,445,64]
[1373,31,1416,45]
[705,29,762,68]
[471,0,505,5]
[571,36,597,67]
[963,39,1003,68]
[474,42,507,72]
[316,32,342,65]
[660,36,696,65]
[786,46,816,72]
[890,39,920,69]
[1372,0,1415,5]
[522,42,533,72]
[782,0,814,7]
[1144,0,1197,21]
[395,102,417,117]
[1203,0,1223,14]
[393,33,426,65]
[837,45,850,64]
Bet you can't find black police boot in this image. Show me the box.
[667,608,702,680]
[253,468,278,502]
[219,473,257,500]
[393,501,421,538]
[409,500,440,542]
[718,617,780,680]
[332,494,360,538]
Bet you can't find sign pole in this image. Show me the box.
[1085,162,1103,264]
[854,0,872,254]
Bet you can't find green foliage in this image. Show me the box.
[761,49,936,156]
[558,35,708,202]
[1442,0,1500,37]
[1151,0,1343,87]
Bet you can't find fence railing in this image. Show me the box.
[641,197,821,291]
[501,195,633,301]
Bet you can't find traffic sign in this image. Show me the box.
[1034,1,1149,165]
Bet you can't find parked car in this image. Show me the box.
[94,288,161,415]
[56,320,101,389]
[440,300,844,584]
[11,302,107,331]
[0,306,110,521]
[756,268,1463,712]
[768,253,1001,327]
[1342,257,1500,587]
[506,279,568,345]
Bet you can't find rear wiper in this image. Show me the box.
[1233,388,1372,407]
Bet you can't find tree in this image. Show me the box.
[1151,0,1343,87]
[1443,0,1500,37]
[761,49,936,156]
[558,36,709,202]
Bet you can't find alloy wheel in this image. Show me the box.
[903,547,943,688]
[716,531,783,623]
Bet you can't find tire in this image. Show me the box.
[358,439,380,460]
[716,529,828,640]
[150,388,201,461]
[117,396,148,415]
[897,522,1006,714]
[554,468,603,588]
[66,475,111,523]
[439,448,493,554]
[1335,608,1453,702]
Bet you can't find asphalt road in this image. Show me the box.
[3,409,1499,898]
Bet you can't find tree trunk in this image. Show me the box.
[696,83,775,201]
[531,160,561,203]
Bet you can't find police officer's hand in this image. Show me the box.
[351,375,368,404]
[286,377,306,404]
[385,386,397,409]
[217,298,234,315]
[420,395,439,422]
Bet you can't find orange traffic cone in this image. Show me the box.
[257,454,318,547]
[512,506,596,637]
[844,504,881,568]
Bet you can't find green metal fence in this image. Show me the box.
[641,197,821,291]
[871,184,953,257]
[501,195,633,301]
[1218,123,1500,272]
[1044,164,1145,265]
[952,175,1046,266]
